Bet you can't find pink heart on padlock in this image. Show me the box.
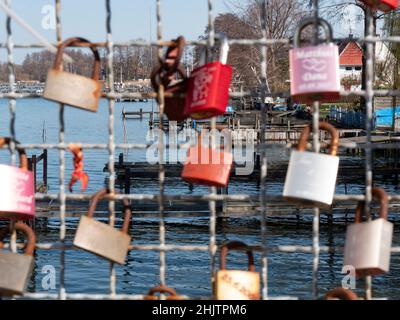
[302,58,327,73]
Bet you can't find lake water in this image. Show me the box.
[0,98,399,300]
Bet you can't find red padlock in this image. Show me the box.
[181,142,233,187]
[360,0,398,12]
[184,34,233,120]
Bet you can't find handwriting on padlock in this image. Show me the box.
[192,68,215,106]
[220,273,258,300]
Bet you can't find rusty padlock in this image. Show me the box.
[151,36,188,122]
[73,189,132,264]
[215,241,260,300]
[290,17,340,103]
[0,222,36,297]
[283,122,339,207]
[343,188,393,277]
[325,288,359,300]
[361,0,398,12]
[43,37,101,112]
[144,285,185,300]
[0,137,35,220]
[181,140,233,187]
[184,34,233,120]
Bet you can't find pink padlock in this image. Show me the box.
[289,18,340,103]
[0,138,35,220]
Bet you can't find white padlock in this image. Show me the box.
[283,122,339,207]
[344,188,393,277]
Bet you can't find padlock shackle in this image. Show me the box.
[297,122,339,156]
[0,137,29,171]
[151,36,186,92]
[0,223,36,256]
[294,17,333,48]
[218,33,229,65]
[86,189,132,235]
[147,285,177,297]
[325,288,358,300]
[355,188,389,223]
[53,37,101,81]
[220,241,255,272]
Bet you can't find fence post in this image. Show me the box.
[43,149,47,191]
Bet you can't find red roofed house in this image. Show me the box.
[338,36,363,91]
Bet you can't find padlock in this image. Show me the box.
[215,241,260,300]
[283,122,339,207]
[73,189,132,264]
[143,285,185,300]
[289,17,340,103]
[181,143,233,187]
[43,37,101,112]
[343,188,393,277]
[0,222,36,297]
[0,137,35,220]
[360,0,398,12]
[325,288,358,300]
[184,34,233,120]
[151,36,188,122]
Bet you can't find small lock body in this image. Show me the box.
[184,62,232,119]
[0,138,35,220]
[73,216,131,265]
[290,43,340,103]
[216,270,260,300]
[0,252,34,296]
[343,189,393,277]
[164,80,188,122]
[283,150,339,206]
[43,37,101,112]
[344,218,393,276]
[0,165,35,219]
[215,241,260,300]
[73,189,132,265]
[361,0,398,12]
[283,122,340,207]
[0,222,36,297]
[181,146,233,187]
[43,69,101,112]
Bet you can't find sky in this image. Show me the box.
[0,0,364,64]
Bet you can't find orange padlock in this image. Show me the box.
[181,143,233,187]
[143,285,185,300]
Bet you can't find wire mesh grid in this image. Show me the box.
[0,0,398,300]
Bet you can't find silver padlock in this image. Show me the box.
[43,37,101,112]
[73,189,132,265]
[0,222,36,297]
[344,188,393,277]
[283,122,339,207]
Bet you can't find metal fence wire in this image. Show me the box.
[0,0,399,300]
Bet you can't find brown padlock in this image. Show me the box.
[143,285,185,300]
[344,188,393,277]
[73,189,132,265]
[43,37,101,112]
[325,288,359,300]
[215,241,260,300]
[151,36,188,122]
[0,222,36,297]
